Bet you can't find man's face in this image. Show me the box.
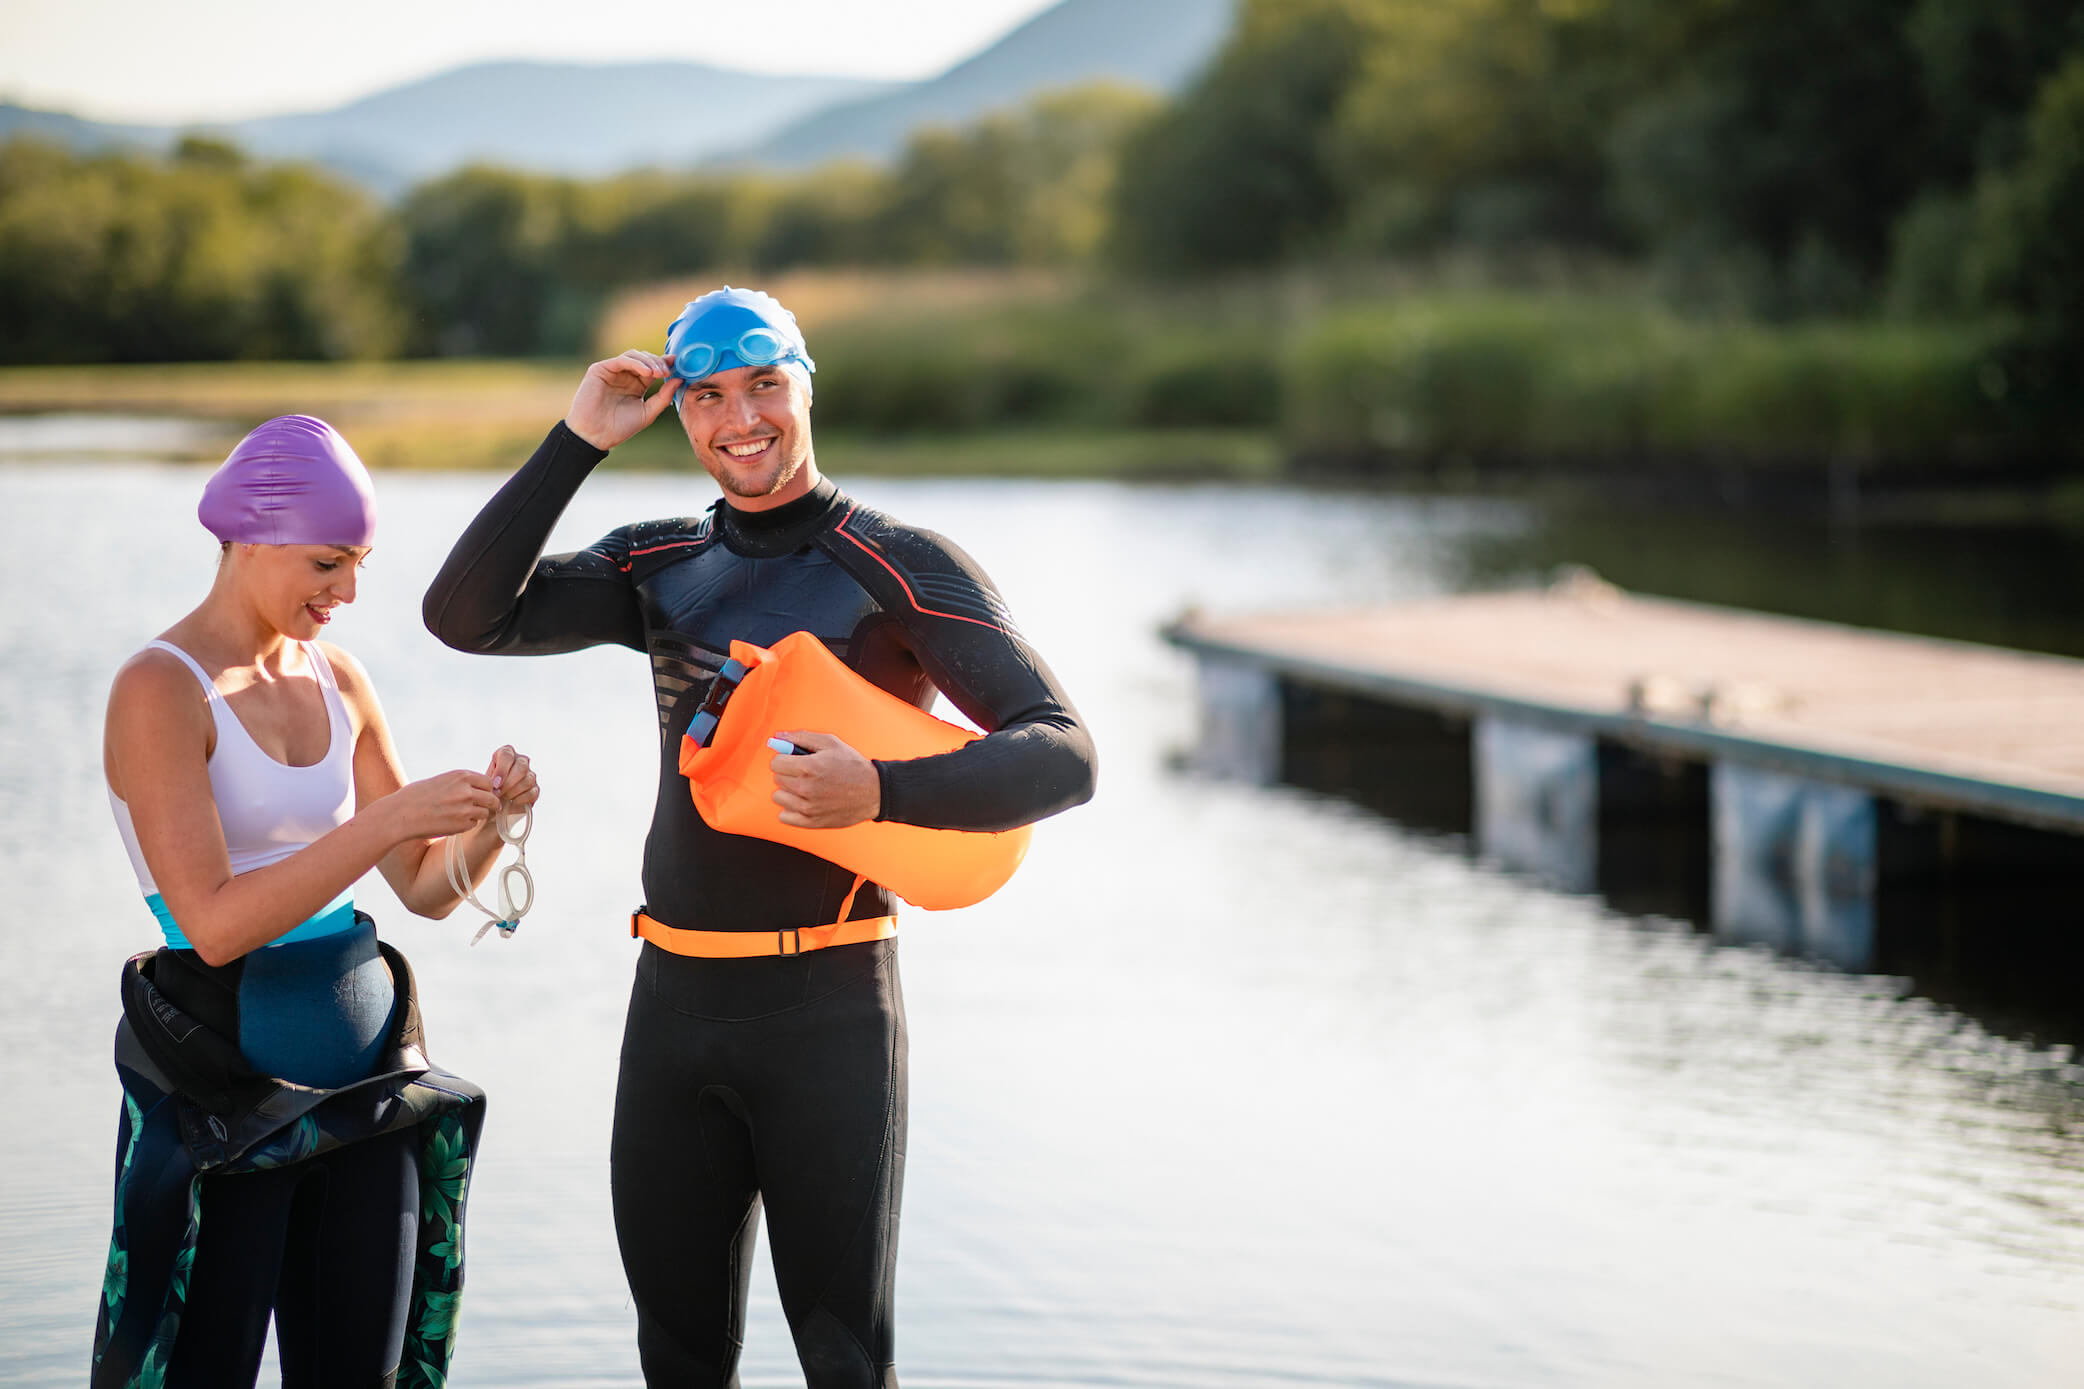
[675,362,815,509]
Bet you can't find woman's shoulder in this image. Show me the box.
[110,642,204,705]
[313,639,368,686]
[107,644,213,744]
[313,640,380,718]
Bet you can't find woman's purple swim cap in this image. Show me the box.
[198,415,377,547]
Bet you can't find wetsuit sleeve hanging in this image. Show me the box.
[422,422,647,655]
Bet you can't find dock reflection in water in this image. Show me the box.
[1,450,2080,1387]
[1199,583,2084,1047]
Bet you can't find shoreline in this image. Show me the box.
[3,358,2079,521]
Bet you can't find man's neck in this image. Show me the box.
[713,474,842,556]
[720,455,822,513]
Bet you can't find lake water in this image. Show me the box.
[3,423,2082,1387]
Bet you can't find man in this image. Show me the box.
[422,286,1096,1386]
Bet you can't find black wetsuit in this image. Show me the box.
[423,423,1095,1386]
[147,933,415,1388]
[95,936,485,1389]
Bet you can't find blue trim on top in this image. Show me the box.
[147,888,357,951]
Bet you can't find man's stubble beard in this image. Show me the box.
[707,440,807,500]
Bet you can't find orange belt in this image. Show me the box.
[631,909,898,958]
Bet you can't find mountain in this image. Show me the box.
[731,0,1236,168]
[0,61,895,193]
[219,61,895,190]
[0,103,162,155]
[0,0,1240,189]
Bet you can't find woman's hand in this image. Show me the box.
[565,350,682,450]
[379,769,502,842]
[487,745,540,812]
[770,730,881,829]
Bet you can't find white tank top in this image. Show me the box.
[109,639,359,946]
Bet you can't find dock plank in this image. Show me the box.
[1168,583,2084,827]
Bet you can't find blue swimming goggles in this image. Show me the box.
[665,287,817,384]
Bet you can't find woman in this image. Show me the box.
[91,415,537,1389]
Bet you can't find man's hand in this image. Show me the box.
[770,730,881,829]
[566,350,682,451]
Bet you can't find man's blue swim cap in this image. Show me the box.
[665,287,816,398]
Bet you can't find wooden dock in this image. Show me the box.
[1165,577,2084,967]
[1166,575,2084,832]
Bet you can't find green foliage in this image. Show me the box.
[1129,345,1282,427]
[1111,0,2083,337]
[1882,192,1979,319]
[1287,297,1643,454]
[869,83,1155,266]
[1329,0,1634,252]
[11,0,2080,459]
[171,134,245,169]
[394,83,1151,355]
[1114,0,1960,286]
[1605,0,1933,297]
[1109,2,1367,271]
[1959,52,2084,424]
[1284,295,2015,462]
[1672,319,2006,457]
[1965,54,2084,326]
[0,138,403,364]
[2,81,1151,365]
[398,163,790,354]
[397,167,581,355]
[752,165,886,269]
[1905,0,2084,182]
[809,303,1117,432]
[799,284,1280,435]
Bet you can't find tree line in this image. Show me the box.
[0,135,402,363]
[0,85,1154,364]
[4,0,2079,395]
[1112,0,2084,408]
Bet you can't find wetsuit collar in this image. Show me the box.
[714,476,845,558]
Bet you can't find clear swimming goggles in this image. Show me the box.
[446,804,534,946]
[672,326,814,382]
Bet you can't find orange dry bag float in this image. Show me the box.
[677,630,1031,910]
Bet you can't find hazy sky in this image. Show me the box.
[0,0,1063,123]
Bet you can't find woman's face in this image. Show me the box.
[233,542,370,639]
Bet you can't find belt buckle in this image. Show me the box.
[778,928,801,955]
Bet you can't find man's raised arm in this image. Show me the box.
[422,352,680,655]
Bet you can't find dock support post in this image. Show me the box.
[1193,657,1281,785]
[1711,765,1877,968]
[1474,717,1598,891]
